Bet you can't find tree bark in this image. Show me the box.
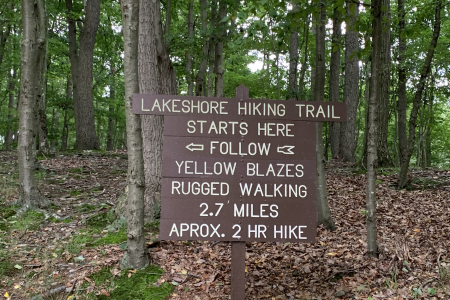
[66,0,100,150]
[120,0,148,269]
[366,0,381,258]
[5,67,16,151]
[397,0,407,167]
[375,0,392,167]
[164,0,171,48]
[314,0,335,231]
[329,6,341,158]
[288,2,299,99]
[207,1,217,97]
[106,83,115,151]
[185,0,194,96]
[17,0,49,210]
[61,78,71,151]
[195,0,209,96]
[37,35,49,154]
[398,0,442,188]
[214,1,227,98]
[298,16,310,101]
[339,2,359,162]
[140,0,176,223]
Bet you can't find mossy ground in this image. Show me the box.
[79,265,173,300]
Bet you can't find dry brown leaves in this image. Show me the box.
[1,153,450,299]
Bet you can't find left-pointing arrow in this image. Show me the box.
[186,143,204,152]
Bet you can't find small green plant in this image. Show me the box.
[360,209,368,216]
[427,287,437,295]
[70,190,82,196]
[412,287,422,298]
[0,252,17,278]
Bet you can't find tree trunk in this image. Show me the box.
[120,0,148,269]
[366,0,382,258]
[397,0,407,167]
[329,6,341,158]
[106,84,115,151]
[185,0,194,96]
[37,37,49,154]
[66,0,100,150]
[207,1,217,97]
[195,0,209,96]
[214,1,227,98]
[17,0,49,210]
[298,17,310,101]
[314,0,335,231]
[140,0,176,223]
[5,67,16,151]
[375,0,392,167]
[339,2,359,162]
[288,2,299,99]
[61,78,71,151]
[398,0,442,188]
[164,0,171,48]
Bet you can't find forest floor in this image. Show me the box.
[0,151,450,300]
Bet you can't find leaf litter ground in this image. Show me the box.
[0,152,449,299]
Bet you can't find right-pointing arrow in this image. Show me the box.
[277,145,295,155]
[186,143,204,152]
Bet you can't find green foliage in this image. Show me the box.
[8,211,45,232]
[0,252,17,278]
[82,265,173,300]
[92,230,127,247]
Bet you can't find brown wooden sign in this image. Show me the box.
[133,94,347,122]
[133,85,347,299]
[132,88,326,243]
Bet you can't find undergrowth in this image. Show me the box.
[78,265,173,300]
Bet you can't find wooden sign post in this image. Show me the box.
[132,85,346,299]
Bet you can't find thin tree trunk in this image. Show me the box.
[314,0,335,231]
[339,2,359,162]
[5,67,16,151]
[207,1,217,97]
[298,17,310,101]
[37,36,49,154]
[288,2,299,99]
[398,0,442,188]
[185,0,194,96]
[120,0,148,269]
[329,6,341,158]
[214,1,226,97]
[397,0,407,168]
[106,84,115,151]
[66,0,100,150]
[61,78,71,151]
[376,0,392,167]
[366,0,381,258]
[17,0,49,210]
[195,0,209,96]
